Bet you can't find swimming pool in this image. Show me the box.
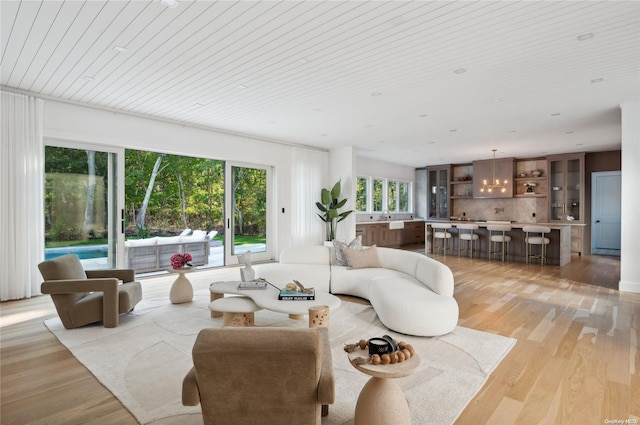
[45,245,109,261]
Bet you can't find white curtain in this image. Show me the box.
[1,91,45,301]
[290,147,329,246]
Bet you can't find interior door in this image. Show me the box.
[592,171,621,255]
[224,162,272,265]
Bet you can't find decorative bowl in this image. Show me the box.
[531,169,542,177]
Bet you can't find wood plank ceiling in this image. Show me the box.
[2,0,639,166]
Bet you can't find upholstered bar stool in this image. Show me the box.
[430,223,452,255]
[487,224,512,262]
[457,223,480,258]
[523,225,551,265]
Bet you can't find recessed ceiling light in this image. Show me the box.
[313,108,322,112]
[195,103,204,107]
[454,68,467,74]
[298,58,310,64]
[449,129,457,133]
[418,114,428,118]
[551,113,561,117]
[577,33,594,41]
[492,98,503,103]
[566,131,574,134]
[428,141,435,144]
[113,46,128,53]
[237,84,248,89]
[160,0,180,8]
[320,134,327,137]
[576,143,583,146]
[509,130,517,133]
[389,16,407,26]
[83,75,95,81]
[371,92,382,96]
[365,125,373,128]
[591,77,604,83]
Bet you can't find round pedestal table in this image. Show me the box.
[347,347,420,425]
[167,267,196,304]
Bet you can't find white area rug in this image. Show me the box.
[45,290,515,425]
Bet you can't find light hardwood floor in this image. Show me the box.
[1,253,638,424]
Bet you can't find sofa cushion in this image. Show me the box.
[375,247,421,276]
[279,245,331,265]
[333,236,362,266]
[125,237,157,247]
[329,266,407,299]
[157,236,183,245]
[415,256,455,296]
[38,254,87,281]
[369,277,459,336]
[343,245,381,269]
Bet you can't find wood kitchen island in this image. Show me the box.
[425,220,582,266]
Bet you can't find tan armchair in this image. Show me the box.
[38,254,142,329]
[183,327,335,425]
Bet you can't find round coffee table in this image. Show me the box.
[347,347,420,425]
[209,281,341,321]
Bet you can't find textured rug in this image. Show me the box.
[44,290,515,425]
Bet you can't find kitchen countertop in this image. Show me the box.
[425,220,585,228]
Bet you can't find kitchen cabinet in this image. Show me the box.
[548,153,585,255]
[402,221,426,245]
[472,157,514,198]
[450,163,473,199]
[427,165,449,219]
[356,221,424,248]
[548,153,584,223]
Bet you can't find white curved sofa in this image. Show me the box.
[254,245,459,337]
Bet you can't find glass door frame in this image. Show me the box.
[224,161,273,265]
[44,137,125,268]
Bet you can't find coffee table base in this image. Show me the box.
[354,377,411,425]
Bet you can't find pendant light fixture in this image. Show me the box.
[480,149,507,193]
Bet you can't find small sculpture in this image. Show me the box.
[239,251,255,282]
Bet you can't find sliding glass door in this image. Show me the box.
[44,144,121,270]
[225,163,272,264]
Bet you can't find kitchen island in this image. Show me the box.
[425,220,582,266]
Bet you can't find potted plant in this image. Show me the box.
[316,180,354,241]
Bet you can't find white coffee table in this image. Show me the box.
[209,281,341,321]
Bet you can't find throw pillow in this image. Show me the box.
[333,235,362,266]
[343,245,382,269]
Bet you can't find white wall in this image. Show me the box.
[42,100,328,258]
[619,100,640,293]
[356,156,416,182]
[330,146,356,242]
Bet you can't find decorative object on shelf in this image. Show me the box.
[457,175,472,181]
[316,180,354,241]
[344,336,415,365]
[518,173,527,178]
[170,252,192,269]
[531,169,543,177]
[524,182,537,194]
[238,250,255,282]
[480,149,508,193]
[238,277,267,290]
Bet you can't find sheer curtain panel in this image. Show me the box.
[290,147,329,246]
[1,91,45,301]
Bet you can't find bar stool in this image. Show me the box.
[523,225,551,265]
[487,224,512,262]
[457,223,479,258]
[430,223,452,255]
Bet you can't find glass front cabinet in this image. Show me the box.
[548,153,585,223]
[427,165,449,219]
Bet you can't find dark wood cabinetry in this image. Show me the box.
[356,221,425,248]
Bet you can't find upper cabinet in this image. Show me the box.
[427,165,449,219]
[548,153,585,223]
[450,163,473,199]
[472,157,514,198]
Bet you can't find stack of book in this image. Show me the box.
[238,279,267,290]
[278,289,315,301]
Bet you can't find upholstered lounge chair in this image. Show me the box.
[182,327,335,425]
[38,254,142,329]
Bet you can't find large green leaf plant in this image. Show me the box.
[316,180,354,241]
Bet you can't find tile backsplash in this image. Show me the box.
[452,197,538,223]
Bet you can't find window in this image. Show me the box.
[356,177,368,212]
[356,176,413,214]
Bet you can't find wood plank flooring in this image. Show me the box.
[1,253,638,425]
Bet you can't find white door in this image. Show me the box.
[592,171,621,255]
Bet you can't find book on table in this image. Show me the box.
[238,279,267,290]
[278,289,315,301]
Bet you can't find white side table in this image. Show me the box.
[168,267,196,304]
